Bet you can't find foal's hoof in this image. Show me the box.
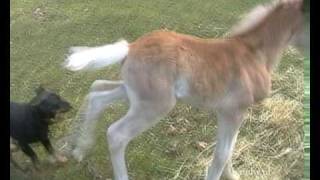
[223,170,240,180]
[72,148,84,162]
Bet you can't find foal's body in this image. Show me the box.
[128,31,270,108]
[64,0,304,179]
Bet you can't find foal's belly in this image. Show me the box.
[174,77,254,111]
[174,78,220,109]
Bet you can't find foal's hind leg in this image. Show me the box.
[90,80,124,92]
[71,81,127,162]
[107,87,176,180]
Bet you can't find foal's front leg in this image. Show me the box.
[206,110,244,180]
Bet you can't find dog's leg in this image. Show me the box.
[107,87,176,180]
[19,143,40,170]
[206,110,244,180]
[71,84,127,162]
[41,138,68,163]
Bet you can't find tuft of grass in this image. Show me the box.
[10,0,305,179]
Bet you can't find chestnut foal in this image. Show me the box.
[64,0,305,179]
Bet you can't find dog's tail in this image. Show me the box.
[63,40,129,71]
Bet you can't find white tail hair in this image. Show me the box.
[64,40,129,71]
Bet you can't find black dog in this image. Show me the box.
[10,86,72,171]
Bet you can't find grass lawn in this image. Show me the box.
[10,0,306,179]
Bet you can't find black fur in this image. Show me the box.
[10,86,72,170]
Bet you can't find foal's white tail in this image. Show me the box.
[64,40,129,71]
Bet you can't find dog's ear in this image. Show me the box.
[35,85,45,95]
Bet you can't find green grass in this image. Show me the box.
[10,0,306,179]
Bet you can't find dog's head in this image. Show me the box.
[31,86,72,123]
